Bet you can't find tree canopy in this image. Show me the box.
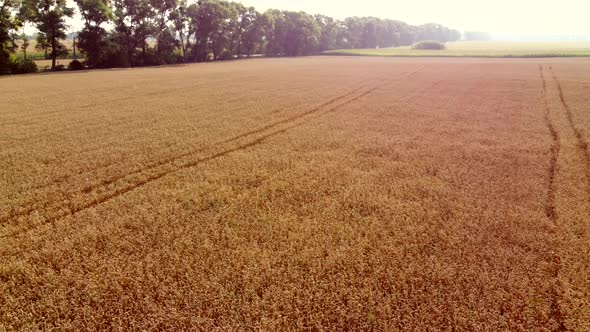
[1,0,22,73]
[1,0,462,73]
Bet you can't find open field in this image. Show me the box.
[33,58,76,70]
[1,56,590,330]
[14,39,76,61]
[324,41,590,57]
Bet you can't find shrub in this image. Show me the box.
[412,41,446,50]
[8,57,38,74]
[68,60,85,70]
[218,51,235,61]
[54,64,66,71]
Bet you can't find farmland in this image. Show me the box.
[1,56,590,330]
[324,41,590,57]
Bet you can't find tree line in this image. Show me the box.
[1,0,461,73]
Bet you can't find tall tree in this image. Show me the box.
[188,0,230,61]
[21,32,29,59]
[112,0,153,66]
[315,14,338,51]
[169,0,188,60]
[262,9,285,56]
[150,0,177,63]
[75,0,112,66]
[5,0,464,72]
[35,31,49,57]
[0,0,20,74]
[22,0,74,70]
[282,11,320,56]
[207,0,231,60]
[240,7,264,57]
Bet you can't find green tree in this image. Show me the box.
[188,0,230,61]
[112,0,154,66]
[75,0,112,67]
[22,0,74,70]
[21,32,29,58]
[315,14,338,51]
[282,11,320,56]
[169,0,188,60]
[6,0,464,71]
[240,7,264,57]
[34,31,49,57]
[208,0,232,60]
[150,0,177,63]
[262,9,285,56]
[0,0,21,74]
[342,17,362,49]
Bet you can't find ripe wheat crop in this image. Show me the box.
[1,57,589,330]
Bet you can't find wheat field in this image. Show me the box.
[1,57,589,330]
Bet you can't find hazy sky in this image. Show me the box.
[54,0,587,37]
[238,0,590,37]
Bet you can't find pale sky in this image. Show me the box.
[53,0,588,38]
[238,0,590,37]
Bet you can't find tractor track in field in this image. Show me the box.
[549,66,590,199]
[0,79,389,237]
[1,84,364,201]
[8,67,424,198]
[0,84,366,224]
[4,81,366,198]
[2,68,425,230]
[539,66,561,223]
[4,102,285,197]
[545,67,590,331]
[540,65,568,332]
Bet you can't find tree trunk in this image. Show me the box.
[51,34,56,71]
[142,37,146,64]
[179,33,186,61]
[211,39,216,61]
[126,31,132,66]
[236,38,241,58]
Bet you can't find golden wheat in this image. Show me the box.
[1,57,589,330]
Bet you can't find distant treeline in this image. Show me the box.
[1,0,461,73]
[464,31,492,41]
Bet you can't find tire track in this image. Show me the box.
[0,85,366,223]
[221,86,366,144]
[4,81,368,198]
[539,65,567,332]
[0,83,376,229]
[539,65,561,222]
[1,83,380,239]
[549,66,590,199]
[3,68,423,226]
[4,101,288,198]
[8,68,422,200]
[549,253,567,332]
[2,68,424,235]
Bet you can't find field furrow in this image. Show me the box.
[1,82,380,236]
[543,63,590,331]
[1,69,427,235]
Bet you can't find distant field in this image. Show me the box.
[324,41,590,57]
[1,57,590,330]
[14,39,76,61]
[33,58,76,70]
